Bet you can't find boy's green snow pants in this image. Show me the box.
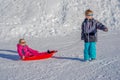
[84,42,96,60]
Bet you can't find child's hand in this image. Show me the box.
[22,56,25,59]
[104,28,108,32]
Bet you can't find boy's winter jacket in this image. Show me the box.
[81,18,108,42]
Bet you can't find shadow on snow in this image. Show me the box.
[0,49,19,60]
[52,56,84,62]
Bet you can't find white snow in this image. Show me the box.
[0,0,120,80]
[0,0,120,40]
[0,31,120,80]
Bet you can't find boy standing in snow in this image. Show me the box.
[81,9,108,61]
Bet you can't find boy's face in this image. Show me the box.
[85,13,93,19]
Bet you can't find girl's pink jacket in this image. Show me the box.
[17,44,40,58]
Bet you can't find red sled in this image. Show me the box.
[22,50,57,61]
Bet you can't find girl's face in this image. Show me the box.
[86,13,93,19]
[20,40,26,46]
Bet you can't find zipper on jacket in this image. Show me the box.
[88,20,90,42]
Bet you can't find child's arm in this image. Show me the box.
[27,46,38,53]
[96,21,108,32]
[17,45,24,59]
[81,22,84,40]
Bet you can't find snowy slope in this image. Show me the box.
[0,0,120,40]
[0,0,120,80]
[0,31,120,80]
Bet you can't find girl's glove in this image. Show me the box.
[22,56,25,59]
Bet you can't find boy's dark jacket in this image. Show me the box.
[81,18,108,42]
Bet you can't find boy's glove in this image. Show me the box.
[81,37,84,40]
[104,28,108,32]
[81,35,84,40]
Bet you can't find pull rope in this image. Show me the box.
[56,39,81,51]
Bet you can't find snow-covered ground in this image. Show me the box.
[0,0,120,80]
[0,31,120,80]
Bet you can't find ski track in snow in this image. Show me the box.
[80,56,120,80]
